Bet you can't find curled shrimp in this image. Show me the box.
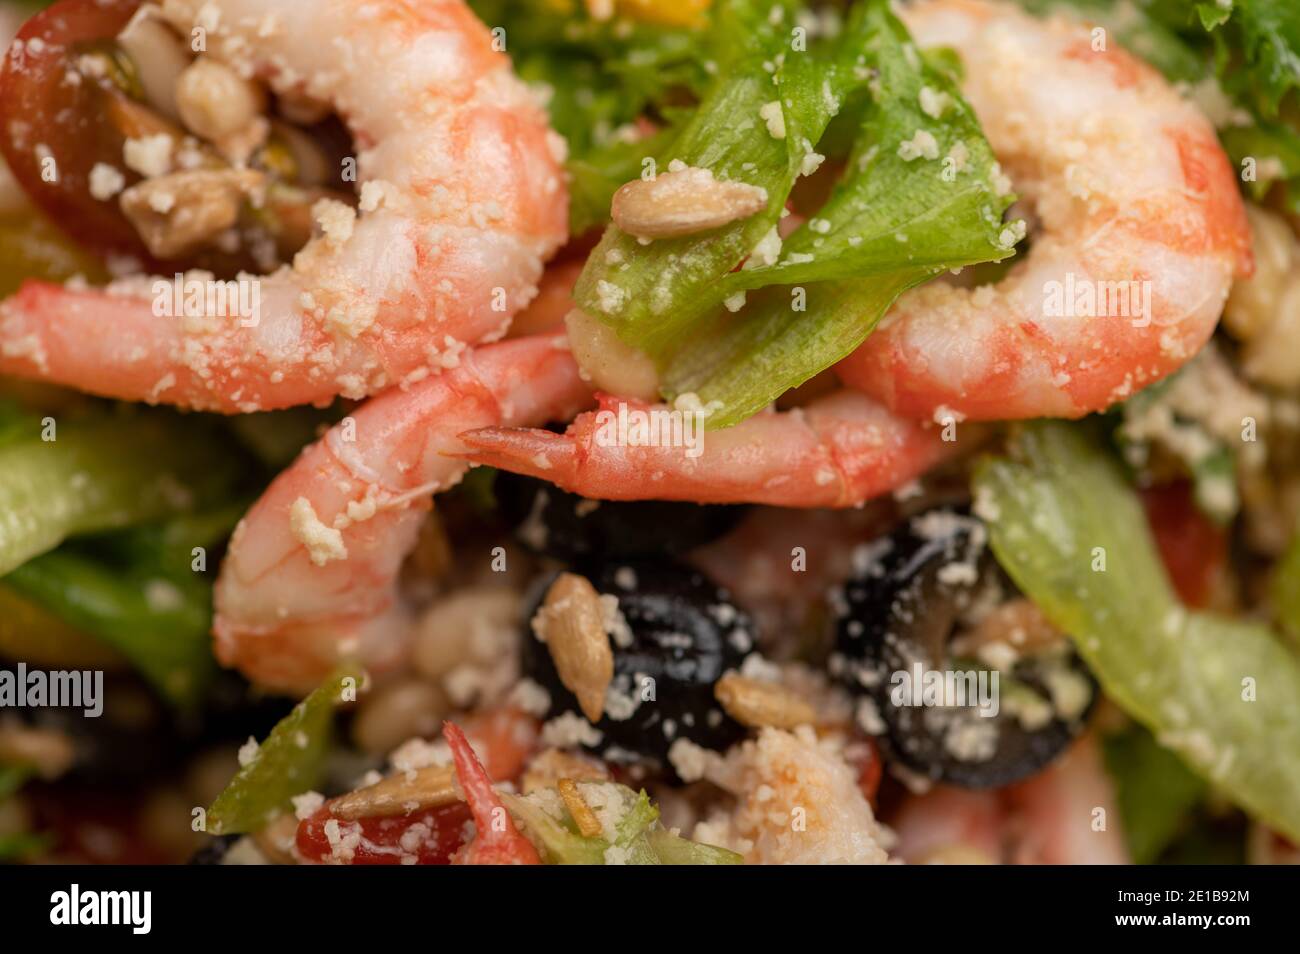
[212,334,590,693]
[888,735,1130,864]
[457,389,962,507]
[0,0,567,412]
[835,0,1252,421]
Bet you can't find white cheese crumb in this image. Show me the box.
[88,163,126,201]
[289,496,348,566]
[760,101,786,140]
[897,129,940,162]
[312,198,356,245]
[123,134,174,178]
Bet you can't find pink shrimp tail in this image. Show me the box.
[443,722,541,866]
[459,391,966,508]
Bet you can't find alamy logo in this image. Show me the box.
[1042,274,1153,327]
[152,273,261,328]
[889,663,1000,718]
[50,884,151,934]
[0,664,103,717]
[592,400,709,459]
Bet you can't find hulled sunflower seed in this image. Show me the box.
[328,763,459,820]
[714,672,817,730]
[531,572,613,723]
[557,777,604,839]
[610,166,768,240]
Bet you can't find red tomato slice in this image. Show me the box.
[295,803,473,865]
[845,735,883,809]
[0,0,148,256]
[1140,482,1227,609]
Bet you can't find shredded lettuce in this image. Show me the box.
[1194,0,1300,117]
[661,1,1018,425]
[0,412,241,576]
[503,782,742,864]
[976,421,1300,843]
[575,0,1015,427]
[206,668,360,836]
[467,0,708,234]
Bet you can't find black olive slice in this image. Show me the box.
[832,508,1096,789]
[520,560,750,775]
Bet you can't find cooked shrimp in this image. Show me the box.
[443,721,541,865]
[887,735,1130,864]
[457,390,962,508]
[0,0,567,412]
[835,0,1252,421]
[212,334,590,693]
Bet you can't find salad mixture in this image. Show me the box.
[0,0,1298,866]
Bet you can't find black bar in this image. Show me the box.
[0,863,1282,940]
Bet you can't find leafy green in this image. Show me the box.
[575,0,847,355]
[661,1,1018,425]
[0,764,46,862]
[574,0,1015,426]
[1102,724,1207,864]
[0,831,51,861]
[1272,530,1300,643]
[206,667,361,835]
[503,783,659,865]
[503,782,738,864]
[1196,0,1300,118]
[467,0,707,234]
[3,549,216,707]
[0,763,35,800]
[645,827,744,864]
[975,421,1300,843]
[0,412,241,576]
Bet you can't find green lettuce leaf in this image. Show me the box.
[1102,723,1207,864]
[3,549,216,707]
[574,0,1015,427]
[1272,530,1300,644]
[646,827,745,864]
[975,421,1300,843]
[503,782,739,864]
[0,412,240,576]
[206,667,361,835]
[467,0,707,234]
[1196,0,1300,117]
[662,0,1017,425]
[574,0,849,356]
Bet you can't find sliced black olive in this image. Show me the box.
[495,471,746,561]
[520,560,750,776]
[832,508,1096,789]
